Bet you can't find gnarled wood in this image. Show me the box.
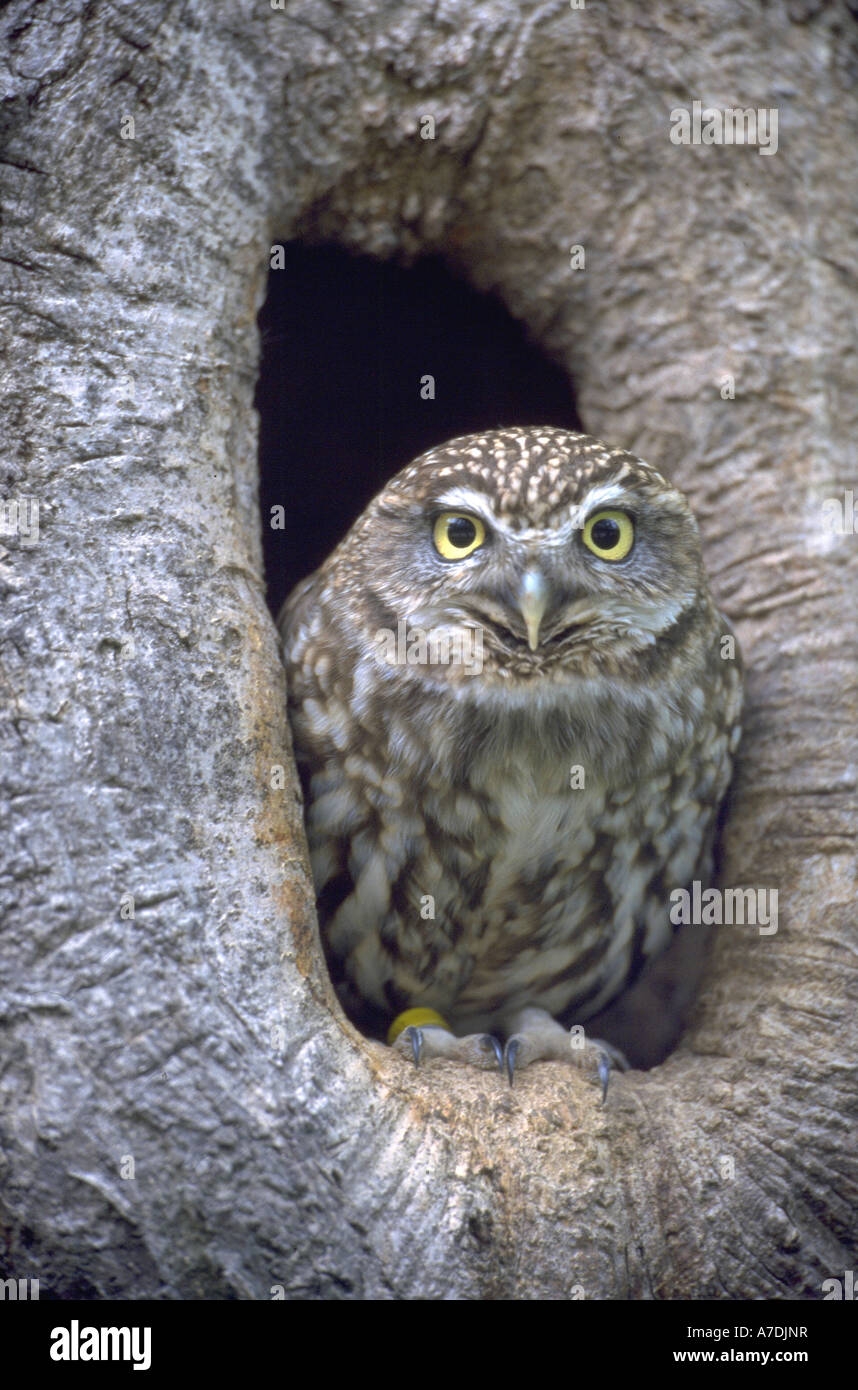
[0,0,855,1298]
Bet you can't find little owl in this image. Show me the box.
[279,428,743,1091]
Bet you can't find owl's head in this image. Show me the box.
[333,428,712,689]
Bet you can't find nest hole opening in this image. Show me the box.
[255,243,580,616]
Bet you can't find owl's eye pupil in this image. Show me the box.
[433,511,486,560]
[590,517,620,550]
[446,517,477,549]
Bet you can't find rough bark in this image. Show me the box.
[0,0,855,1299]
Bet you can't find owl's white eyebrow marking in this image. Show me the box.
[567,482,637,529]
[431,482,637,542]
[432,486,564,542]
[431,486,503,522]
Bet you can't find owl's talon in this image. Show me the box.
[404,1025,423,1068]
[597,1049,612,1102]
[391,1024,503,1072]
[500,1007,630,1098]
[457,1032,504,1070]
[504,1037,521,1086]
[585,1040,629,1101]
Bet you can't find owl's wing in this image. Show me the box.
[278,567,399,1033]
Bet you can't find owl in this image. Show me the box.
[279,428,743,1091]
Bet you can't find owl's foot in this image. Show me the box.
[501,1006,628,1100]
[388,1009,503,1072]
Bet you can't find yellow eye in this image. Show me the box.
[433,512,486,560]
[582,509,634,561]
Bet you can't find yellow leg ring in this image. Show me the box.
[387,1008,451,1046]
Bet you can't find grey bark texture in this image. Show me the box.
[1,0,856,1299]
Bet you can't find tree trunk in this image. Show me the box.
[1,0,855,1298]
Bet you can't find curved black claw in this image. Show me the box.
[404,1025,423,1068]
[486,1035,504,1072]
[597,1048,612,1103]
[504,1037,521,1087]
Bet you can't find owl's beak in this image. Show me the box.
[517,570,550,651]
